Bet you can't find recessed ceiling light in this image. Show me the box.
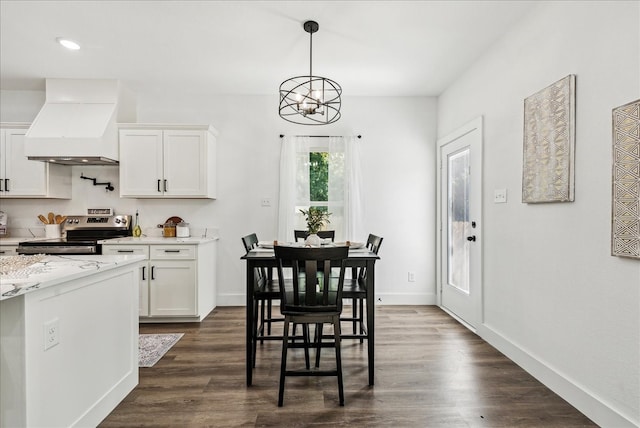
[56,37,80,50]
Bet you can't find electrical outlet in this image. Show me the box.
[494,188,507,203]
[408,271,416,282]
[43,318,59,350]
[260,198,271,207]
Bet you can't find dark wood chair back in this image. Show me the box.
[366,234,383,254]
[356,234,383,281]
[242,233,268,287]
[294,230,336,242]
[274,246,348,314]
[241,233,259,253]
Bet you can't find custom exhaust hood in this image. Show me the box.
[25,79,136,165]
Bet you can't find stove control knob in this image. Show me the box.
[115,218,121,224]
[74,219,79,224]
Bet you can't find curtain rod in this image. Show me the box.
[279,134,361,139]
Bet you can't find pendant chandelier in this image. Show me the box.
[279,21,342,125]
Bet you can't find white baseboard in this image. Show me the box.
[374,292,437,305]
[216,292,437,307]
[478,323,638,428]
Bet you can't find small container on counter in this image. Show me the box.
[176,222,190,238]
[162,221,176,237]
[158,216,183,237]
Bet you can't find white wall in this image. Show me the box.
[437,2,639,427]
[1,91,438,306]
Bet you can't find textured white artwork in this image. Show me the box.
[522,75,576,203]
[612,99,640,259]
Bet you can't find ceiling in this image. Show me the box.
[0,1,538,97]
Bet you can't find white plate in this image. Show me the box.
[257,241,274,249]
[336,241,364,249]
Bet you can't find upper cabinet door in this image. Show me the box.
[0,128,71,199]
[119,125,217,199]
[119,129,164,197]
[163,130,207,197]
[4,130,46,195]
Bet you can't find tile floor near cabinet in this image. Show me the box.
[100,306,596,427]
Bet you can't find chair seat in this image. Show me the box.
[255,278,280,297]
[342,278,366,296]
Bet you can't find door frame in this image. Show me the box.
[436,116,483,331]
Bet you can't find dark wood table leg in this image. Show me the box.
[366,259,375,386]
[246,261,255,386]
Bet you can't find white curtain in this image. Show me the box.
[329,136,364,241]
[277,136,310,242]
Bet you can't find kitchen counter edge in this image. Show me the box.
[98,236,219,245]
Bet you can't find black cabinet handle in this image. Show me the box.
[4,179,8,192]
[157,179,161,192]
[151,265,156,280]
[164,179,168,192]
[117,249,134,253]
[467,235,476,242]
[164,249,180,253]
[0,179,3,192]
[142,266,146,280]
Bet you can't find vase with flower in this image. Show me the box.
[299,207,331,246]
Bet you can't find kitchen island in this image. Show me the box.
[1,254,145,427]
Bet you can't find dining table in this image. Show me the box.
[241,243,380,387]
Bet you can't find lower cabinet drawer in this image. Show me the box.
[150,245,195,260]
[102,245,150,258]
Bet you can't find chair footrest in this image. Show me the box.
[285,370,339,377]
[255,335,284,341]
[339,334,368,339]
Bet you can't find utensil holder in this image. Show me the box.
[45,224,61,239]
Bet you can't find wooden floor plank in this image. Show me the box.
[99,306,596,427]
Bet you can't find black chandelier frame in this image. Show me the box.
[278,20,342,125]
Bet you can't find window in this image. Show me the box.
[294,148,345,237]
[278,136,362,242]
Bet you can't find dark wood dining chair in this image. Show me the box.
[274,245,349,407]
[294,230,335,243]
[341,234,383,342]
[241,233,282,367]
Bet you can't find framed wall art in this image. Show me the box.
[522,74,576,203]
[612,99,640,259]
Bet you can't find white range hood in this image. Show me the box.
[25,79,136,165]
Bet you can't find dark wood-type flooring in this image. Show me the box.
[100,306,596,427]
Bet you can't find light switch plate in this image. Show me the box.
[494,189,507,203]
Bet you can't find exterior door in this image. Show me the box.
[438,117,482,330]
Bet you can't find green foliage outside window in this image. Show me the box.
[309,152,328,202]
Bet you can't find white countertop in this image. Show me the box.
[0,236,42,245]
[99,235,218,245]
[0,254,146,301]
[0,235,219,246]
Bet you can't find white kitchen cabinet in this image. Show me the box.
[102,240,216,322]
[0,245,17,256]
[150,258,197,316]
[119,124,217,198]
[0,123,71,199]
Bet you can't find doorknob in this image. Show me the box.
[466,235,476,242]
